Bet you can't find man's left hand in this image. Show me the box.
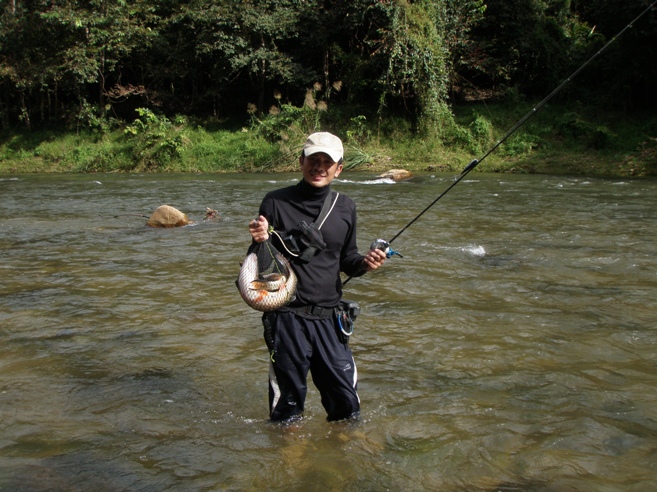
[362,248,387,272]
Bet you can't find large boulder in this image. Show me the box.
[146,205,190,228]
[378,169,413,182]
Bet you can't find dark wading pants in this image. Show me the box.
[266,311,360,422]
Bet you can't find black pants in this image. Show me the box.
[266,310,360,422]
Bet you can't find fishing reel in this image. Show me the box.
[370,239,403,258]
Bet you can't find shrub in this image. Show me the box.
[469,114,494,154]
[589,125,615,150]
[123,109,189,170]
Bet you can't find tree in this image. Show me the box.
[376,0,453,136]
[0,1,62,128]
[464,0,572,97]
[41,0,157,121]
[443,0,486,99]
[569,0,657,110]
[1,0,655,130]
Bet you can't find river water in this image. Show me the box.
[1,172,656,491]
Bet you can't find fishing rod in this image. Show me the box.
[372,0,657,253]
[341,1,656,286]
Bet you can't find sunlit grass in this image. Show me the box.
[1,102,655,176]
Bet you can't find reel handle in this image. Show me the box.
[370,239,402,258]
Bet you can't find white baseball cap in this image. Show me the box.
[303,132,344,163]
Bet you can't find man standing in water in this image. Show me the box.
[248,132,387,423]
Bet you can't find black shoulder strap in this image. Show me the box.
[314,191,339,230]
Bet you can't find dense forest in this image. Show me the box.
[1,0,656,175]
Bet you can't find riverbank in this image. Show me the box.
[1,102,655,177]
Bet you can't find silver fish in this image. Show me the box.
[237,251,297,312]
[250,272,286,292]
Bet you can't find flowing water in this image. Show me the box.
[1,172,656,491]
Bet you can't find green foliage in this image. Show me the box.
[343,147,372,171]
[500,132,538,157]
[2,0,655,134]
[180,127,278,172]
[621,137,657,176]
[589,126,615,150]
[70,138,127,173]
[123,108,189,170]
[250,103,321,145]
[468,113,493,154]
[346,115,370,146]
[466,0,572,94]
[248,81,350,147]
[438,110,494,155]
[443,0,486,78]
[1,100,655,176]
[381,1,454,136]
[246,84,338,169]
[555,112,615,149]
[247,88,378,171]
[76,101,120,134]
[556,112,591,139]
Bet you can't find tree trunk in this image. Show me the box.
[0,87,9,129]
[99,51,106,118]
[257,34,266,114]
[19,91,31,130]
[324,50,330,100]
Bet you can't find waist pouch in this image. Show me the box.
[336,299,361,343]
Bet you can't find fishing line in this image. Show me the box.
[386,0,656,247]
[112,213,150,218]
[343,1,656,286]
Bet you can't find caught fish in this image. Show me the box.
[237,251,297,312]
[250,273,286,292]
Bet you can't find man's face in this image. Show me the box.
[300,152,343,188]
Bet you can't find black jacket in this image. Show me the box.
[258,180,365,307]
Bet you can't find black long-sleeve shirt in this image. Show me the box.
[258,180,365,308]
